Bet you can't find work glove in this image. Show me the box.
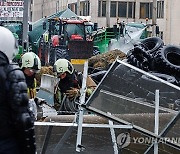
[66,87,80,100]
[86,88,93,97]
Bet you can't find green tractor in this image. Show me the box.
[0,21,23,62]
[108,21,149,54]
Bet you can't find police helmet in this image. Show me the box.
[0,26,18,61]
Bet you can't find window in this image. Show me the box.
[128,2,135,18]
[157,0,164,18]
[98,0,103,17]
[140,2,153,19]
[118,2,127,17]
[68,1,90,16]
[102,1,106,17]
[116,2,135,18]
[140,1,164,19]
[98,1,101,17]
[82,1,90,16]
[111,1,117,17]
[98,1,135,18]
[98,0,106,17]
[68,3,77,14]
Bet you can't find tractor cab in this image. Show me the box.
[63,19,86,41]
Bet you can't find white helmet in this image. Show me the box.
[53,59,74,74]
[20,52,41,70]
[0,26,18,61]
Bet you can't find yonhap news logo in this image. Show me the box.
[117,133,180,148]
[117,132,131,148]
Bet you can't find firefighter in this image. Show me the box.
[20,52,41,99]
[0,26,36,153]
[53,58,97,114]
[19,52,41,120]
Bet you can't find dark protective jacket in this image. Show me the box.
[55,70,96,114]
[54,70,82,113]
[0,51,36,154]
[58,70,82,94]
[24,73,37,99]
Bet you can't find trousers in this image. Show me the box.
[0,137,20,154]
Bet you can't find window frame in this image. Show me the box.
[98,0,106,17]
[157,0,164,19]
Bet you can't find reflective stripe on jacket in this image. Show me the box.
[27,78,37,99]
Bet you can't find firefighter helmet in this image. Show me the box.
[20,52,41,70]
[53,58,74,74]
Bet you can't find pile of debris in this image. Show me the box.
[88,49,126,69]
[35,66,53,87]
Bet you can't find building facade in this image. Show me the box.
[31,0,180,45]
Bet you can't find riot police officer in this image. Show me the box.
[0,26,36,154]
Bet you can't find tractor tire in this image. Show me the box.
[140,37,164,55]
[155,45,180,76]
[56,47,70,60]
[49,48,57,66]
[41,48,48,66]
[127,46,153,71]
[49,47,70,65]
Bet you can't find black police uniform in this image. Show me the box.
[0,51,36,154]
